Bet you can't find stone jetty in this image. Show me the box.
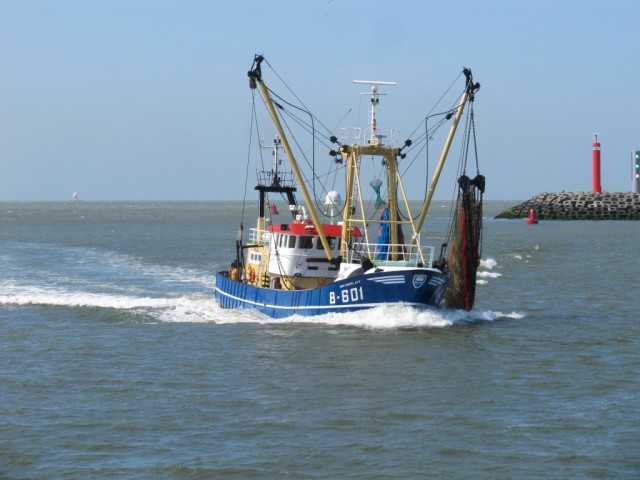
[496,191,640,220]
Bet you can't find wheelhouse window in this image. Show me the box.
[299,236,314,249]
[278,234,291,248]
[316,236,338,250]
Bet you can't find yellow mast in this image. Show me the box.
[339,145,357,260]
[249,56,336,263]
[414,69,478,236]
[338,144,401,259]
[385,149,399,259]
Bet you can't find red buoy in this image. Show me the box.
[592,134,602,193]
[525,208,538,224]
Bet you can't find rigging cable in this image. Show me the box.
[404,70,464,141]
[242,91,260,221]
[270,97,343,216]
[263,58,338,139]
[260,60,372,221]
[261,60,347,213]
[236,89,261,276]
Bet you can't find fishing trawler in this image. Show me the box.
[214,55,484,318]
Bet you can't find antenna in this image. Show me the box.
[260,135,284,186]
[353,80,397,146]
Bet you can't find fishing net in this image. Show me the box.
[370,178,385,211]
[444,174,484,311]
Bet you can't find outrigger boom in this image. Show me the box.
[248,55,337,265]
[416,68,479,235]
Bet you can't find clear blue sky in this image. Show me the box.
[1,0,639,201]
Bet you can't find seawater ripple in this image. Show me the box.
[1,201,639,479]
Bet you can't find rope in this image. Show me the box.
[238,91,260,255]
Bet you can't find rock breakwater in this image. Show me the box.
[496,192,640,220]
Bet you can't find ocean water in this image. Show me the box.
[1,201,639,479]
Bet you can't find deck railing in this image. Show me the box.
[256,170,296,188]
[249,228,270,246]
[345,241,434,268]
[250,228,436,268]
[341,127,399,147]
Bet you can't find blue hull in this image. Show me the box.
[215,269,448,319]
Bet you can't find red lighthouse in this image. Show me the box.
[592,134,602,193]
